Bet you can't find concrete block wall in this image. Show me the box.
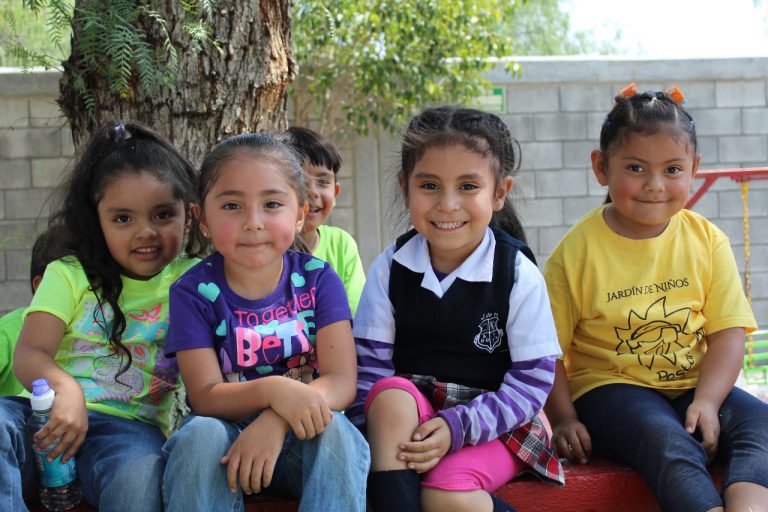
[2,57,768,328]
[350,57,768,328]
[0,70,71,313]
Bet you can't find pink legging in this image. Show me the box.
[365,376,526,492]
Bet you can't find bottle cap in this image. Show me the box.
[30,378,55,411]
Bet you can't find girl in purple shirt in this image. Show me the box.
[162,133,369,512]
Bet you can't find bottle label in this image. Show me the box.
[33,448,77,488]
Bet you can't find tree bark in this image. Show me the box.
[58,0,295,166]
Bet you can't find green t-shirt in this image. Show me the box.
[0,307,25,397]
[25,256,198,436]
[313,224,366,316]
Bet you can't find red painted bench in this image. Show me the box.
[29,458,722,512]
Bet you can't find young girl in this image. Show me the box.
[350,106,564,512]
[161,133,369,511]
[543,86,768,511]
[0,121,202,511]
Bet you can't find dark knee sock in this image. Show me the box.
[367,469,420,512]
[492,494,518,512]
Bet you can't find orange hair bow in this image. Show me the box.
[614,83,686,105]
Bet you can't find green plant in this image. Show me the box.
[1,1,218,115]
[291,0,522,137]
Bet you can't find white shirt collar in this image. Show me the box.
[392,227,496,298]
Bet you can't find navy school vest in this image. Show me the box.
[388,229,535,390]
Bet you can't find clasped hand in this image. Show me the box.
[396,417,451,473]
[269,378,332,440]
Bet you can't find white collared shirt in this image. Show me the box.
[354,227,561,362]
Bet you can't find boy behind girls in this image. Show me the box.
[0,228,64,396]
[280,126,366,315]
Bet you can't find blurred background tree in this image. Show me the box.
[1,0,614,149]
[291,0,616,137]
[1,0,293,164]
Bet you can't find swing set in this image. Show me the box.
[687,168,768,384]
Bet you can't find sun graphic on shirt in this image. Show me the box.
[615,296,691,370]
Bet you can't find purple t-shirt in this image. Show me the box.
[167,250,351,383]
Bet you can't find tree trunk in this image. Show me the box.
[58,0,295,166]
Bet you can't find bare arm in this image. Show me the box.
[14,312,87,462]
[178,319,355,436]
[543,359,591,463]
[176,347,289,422]
[685,327,745,457]
[307,319,357,411]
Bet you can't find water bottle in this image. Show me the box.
[27,378,83,511]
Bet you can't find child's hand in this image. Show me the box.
[33,387,88,463]
[220,409,289,495]
[685,399,720,460]
[551,417,591,464]
[397,417,451,473]
[269,379,332,440]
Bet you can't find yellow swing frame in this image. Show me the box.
[740,181,768,384]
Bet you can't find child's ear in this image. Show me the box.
[691,153,701,178]
[334,180,341,199]
[296,201,309,232]
[591,150,609,186]
[493,177,513,211]
[31,275,43,294]
[398,174,408,205]
[186,203,201,236]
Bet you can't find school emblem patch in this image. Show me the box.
[474,312,503,353]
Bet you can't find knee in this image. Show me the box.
[0,400,25,440]
[366,388,418,432]
[164,416,233,465]
[109,453,164,493]
[96,453,164,512]
[315,413,370,461]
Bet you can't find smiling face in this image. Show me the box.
[200,154,306,292]
[301,163,340,249]
[592,128,700,239]
[404,144,510,273]
[97,171,187,280]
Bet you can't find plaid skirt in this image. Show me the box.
[404,373,564,485]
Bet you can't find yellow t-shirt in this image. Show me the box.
[544,206,757,401]
[24,256,198,436]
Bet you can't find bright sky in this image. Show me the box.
[565,0,768,58]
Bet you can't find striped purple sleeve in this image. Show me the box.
[347,337,395,431]
[437,356,556,453]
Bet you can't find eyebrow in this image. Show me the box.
[620,155,687,164]
[411,171,487,180]
[214,189,290,198]
[104,201,181,213]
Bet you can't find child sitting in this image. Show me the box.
[279,127,366,315]
[0,228,64,397]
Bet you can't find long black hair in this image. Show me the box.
[398,105,527,243]
[48,121,204,381]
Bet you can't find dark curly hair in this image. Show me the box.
[48,121,205,382]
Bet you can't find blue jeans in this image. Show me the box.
[163,412,370,512]
[575,384,768,512]
[0,396,166,512]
